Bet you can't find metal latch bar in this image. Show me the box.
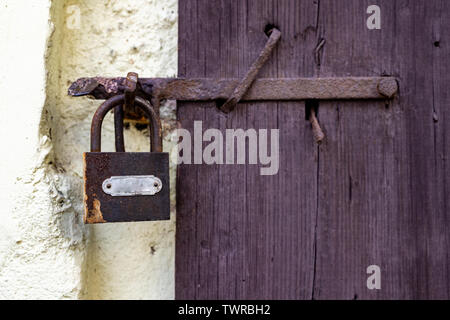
[68,76,398,102]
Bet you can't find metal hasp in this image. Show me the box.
[68,26,398,120]
[69,77,398,118]
[69,29,398,145]
[70,75,398,145]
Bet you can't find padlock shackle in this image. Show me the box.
[90,94,162,153]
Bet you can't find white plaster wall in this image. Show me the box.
[0,0,86,299]
[0,0,177,299]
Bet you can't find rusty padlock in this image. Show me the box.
[83,94,170,224]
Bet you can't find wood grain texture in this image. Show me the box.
[176,0,318,299]
[313,0,450,299]
[176,0,450,299]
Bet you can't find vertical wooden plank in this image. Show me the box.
[313,0,404,300]
[397,0,450,299]
[176,0,223,299]
[176,0,320,299]
[214,0,249,299]
[431,0,450,300]
[314,0,450,299]
[175,0,198,299]
[269,0,319,299]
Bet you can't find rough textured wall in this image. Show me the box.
[0,0,86,299]
[0,0,177,299]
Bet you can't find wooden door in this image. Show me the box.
[176,0,450,299]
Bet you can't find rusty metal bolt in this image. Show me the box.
[377,78,398,98]
[310,110,325,145]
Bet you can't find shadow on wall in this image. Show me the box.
[40,0,178,299]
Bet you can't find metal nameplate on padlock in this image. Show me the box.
[83,94,170,224]
[102,175,163,196]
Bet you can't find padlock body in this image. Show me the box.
[83,152,170,223]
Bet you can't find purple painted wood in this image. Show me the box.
[176,0,450,299]
[176,0,318,299]
[313,0,450,299]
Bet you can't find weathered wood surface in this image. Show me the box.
[176,0,450,299]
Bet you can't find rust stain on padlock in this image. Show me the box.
[85,197,107,224]
[83,155,107,224]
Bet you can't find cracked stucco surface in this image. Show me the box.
[0,0,177,299]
